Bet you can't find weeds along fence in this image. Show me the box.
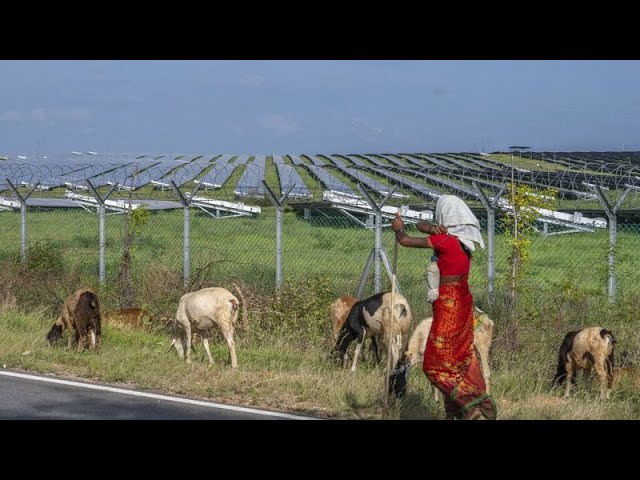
[1,157,640,323]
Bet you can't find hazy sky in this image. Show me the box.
[1,60,639,155]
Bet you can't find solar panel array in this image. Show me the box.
[1,151,639,204]
[1,152,142,190]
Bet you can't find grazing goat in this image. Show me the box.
[329,295,359,341]
[103,307,153,329]
[390,306,494,401]
[329,295,379,365]
[46,288,102,352]
[332,291,412,372]
[169,287,244,368]
[552,326,616,400]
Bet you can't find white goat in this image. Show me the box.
[390,306,494,401]
[169,287,241,368]
[552,326,616,400]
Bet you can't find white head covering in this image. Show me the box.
[435,195,485,251]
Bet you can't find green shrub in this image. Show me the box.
[24,240,64,275]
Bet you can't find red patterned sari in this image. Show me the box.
[423,278,497,420]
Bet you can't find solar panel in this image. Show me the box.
[457,153,509,170]
[412,155,456,170]
[410,170,480,200]
[234,155,266,198]
[317,155,408,199]
[195,162,238,189]
[356,154,388,168]
[304,155,326,167]
[375,154,410,169]
[231,154,250,166]
[289,155,306,166]
[431,154,484,171]
[273,156,313,199]
[213,154,234,164]
[152,160,211,189]
[84,159,161,190]
[344,155,368,167]
[302,163,357,197]
[372,168,442,200]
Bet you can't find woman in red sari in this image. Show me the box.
[391,195,496,420]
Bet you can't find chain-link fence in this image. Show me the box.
[1,156,639,321]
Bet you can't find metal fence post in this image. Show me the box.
[356,184,397,295]
[85,180,117,283]
[276,206,283,287]
[473,181,506,309]
[99,204,105,279]
[5,179,39,264]
[263,181,294,292]
[170,180,203,289]
[184,205,190,286]
[592,185,631,303]
[20,203,26,263]
[374,209,382,292]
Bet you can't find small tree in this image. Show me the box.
[117,191,150,309]
[502,184,557,309]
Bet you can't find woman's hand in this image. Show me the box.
[391,212,405,233]
[432,224,448,234]
[418,220,448,235]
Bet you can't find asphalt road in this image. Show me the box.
[0,370,317,420]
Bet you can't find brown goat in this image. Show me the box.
[103,307,153,329]
[46,288,102,352]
